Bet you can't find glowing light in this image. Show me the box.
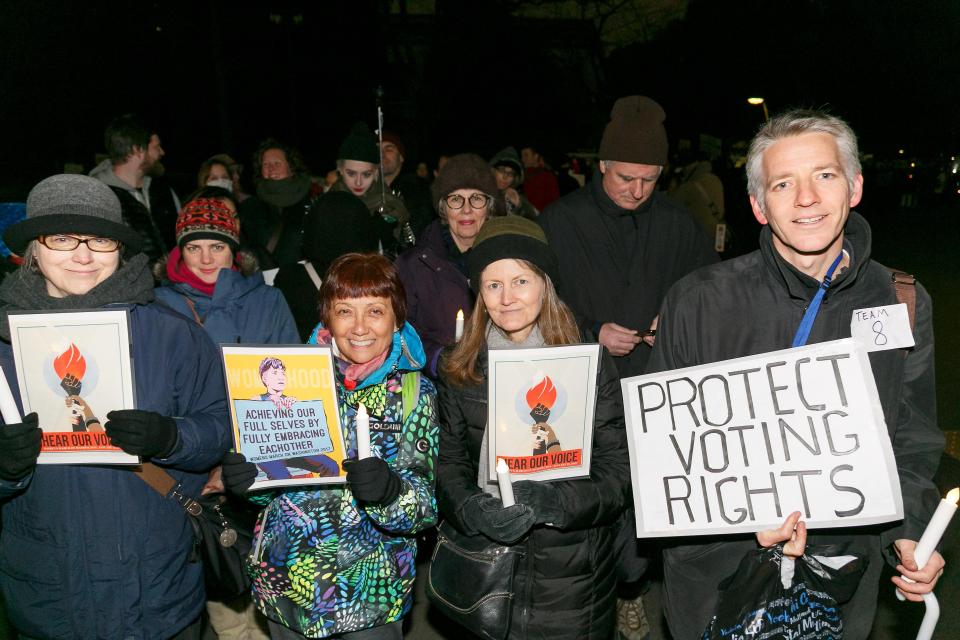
[747,97,765,105]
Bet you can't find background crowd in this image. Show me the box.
[0,85,955,640]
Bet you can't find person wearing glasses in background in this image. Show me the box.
[396,154,503,378]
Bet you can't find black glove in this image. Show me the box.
[0,413,42,481]
[513,480,565,527]
[343,457,402,506]
[104,409,178,458]
[221,451,258,495]
[459,493,536,544]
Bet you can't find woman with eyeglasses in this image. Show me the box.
[0,175,229,639]
[395,154,503,378]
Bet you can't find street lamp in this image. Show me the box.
[748,97,770,122]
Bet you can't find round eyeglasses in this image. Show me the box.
[444,193,491,210]
[38,235,120,252]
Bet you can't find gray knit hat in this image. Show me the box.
[4,174,142,254]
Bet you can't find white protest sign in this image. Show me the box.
[850,303,914,352]
[621,338,902,538]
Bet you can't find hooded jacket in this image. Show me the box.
[248,323,439,638]
[648,212,943,640]
[436,348,630,639]
[395,220,474,378]
[154,253,299,345]
[539,178,718,379]
[0,260,230,639]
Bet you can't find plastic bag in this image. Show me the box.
[701,543,866,640]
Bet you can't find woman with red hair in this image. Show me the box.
[221,253,438,640]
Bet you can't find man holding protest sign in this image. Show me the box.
[644,110,945,639]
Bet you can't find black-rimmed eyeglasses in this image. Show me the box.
[444,193,491,210]
[38,235,120,252]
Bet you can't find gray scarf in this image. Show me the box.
[0,253,155,340]
[256,175,312,208]
[478,322,546,498]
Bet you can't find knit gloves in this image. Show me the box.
[343,457,402,506]
[513,480,566,527]
[221,451,258,495]
[104,409,178,459]
[0,413,42,481]
[459,493,536,544]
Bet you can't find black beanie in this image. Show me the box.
[468,216,559,292]
[338,123,380,164]
[598,95,668,165]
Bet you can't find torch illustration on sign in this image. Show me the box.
[526,376,562,455]
[53,343,102,433]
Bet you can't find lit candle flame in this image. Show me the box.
[947,487,959,505]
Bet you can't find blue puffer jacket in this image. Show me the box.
[155,263,299,345]
[0,302,231,639]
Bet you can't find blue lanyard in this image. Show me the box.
[791,252,844,348]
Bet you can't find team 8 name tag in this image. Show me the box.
[850,303,915,352]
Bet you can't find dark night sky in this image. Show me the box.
[2,0,959,196]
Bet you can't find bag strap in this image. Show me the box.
[302,261,322,290]
[134,462,203,516]
[180,295,204,326]
[265,221,285,255]
[890,270,916,330]
[401,371,421,422]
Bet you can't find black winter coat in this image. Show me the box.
[539,179,717,378]
[648,212,943,640]
[238,195,312,269]
[436,347,630,639]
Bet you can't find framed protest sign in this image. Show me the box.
[221,345,347,490]
[488,344,601,482]
[8,309,137,464]
[621,338,903,538]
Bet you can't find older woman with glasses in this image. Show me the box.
[0,175,229,639]
[396,153,503,378]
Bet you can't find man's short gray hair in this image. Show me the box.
[746,109,861,211]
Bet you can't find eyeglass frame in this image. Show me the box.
[443,192,492,210]
[37,235,121,253]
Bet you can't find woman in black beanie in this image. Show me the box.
[434,215,631,639]
[327,123,411,257]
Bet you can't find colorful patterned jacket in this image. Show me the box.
[248,322,439,637]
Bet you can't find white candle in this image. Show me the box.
[900,487,958,640]
[455,309,464,341]
[914,487,958,568]
[496,458,515,507]
[0,365,22,424]
[355,403,371,459]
